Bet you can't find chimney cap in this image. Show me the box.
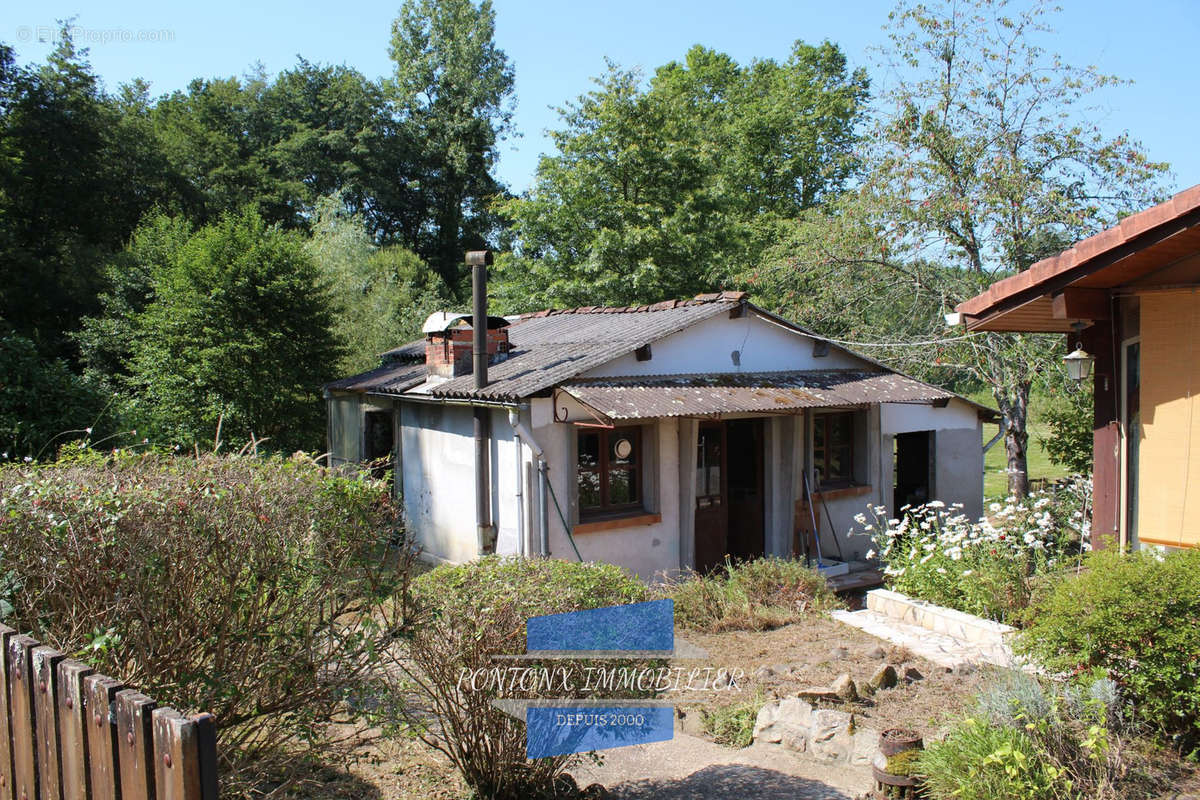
[465,250,494,266]
[422,311,509,334]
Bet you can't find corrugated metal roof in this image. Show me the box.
[425,299,741,400]
[559,370,957,419]
[326,359,427,394]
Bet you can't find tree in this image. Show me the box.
[0,29,182,359]
[1040,379,1094,475]
[386,0,515,293]
[494,43,868,310]
[748,0,1166,496]
[105,209,340,451]
[305,196,450,374]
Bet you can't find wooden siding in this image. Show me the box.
[1137,290,1200,547]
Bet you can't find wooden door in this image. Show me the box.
[726,419,765,561]
[694,422,727,573]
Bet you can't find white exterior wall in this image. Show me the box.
[583,310,861,377]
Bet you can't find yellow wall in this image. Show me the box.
[1138,289,1200,547]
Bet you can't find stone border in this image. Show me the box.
[752,697,878,768]
[866,588,1014,645]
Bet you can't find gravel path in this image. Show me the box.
[571,730,869,799]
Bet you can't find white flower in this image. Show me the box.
[936,567,947,574]
[928,500,945,508]
[865,549,876,560]
[989,502,1002,512]
[962,570,973,577]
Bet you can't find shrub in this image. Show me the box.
[386,557,655,800]
[700,693,764,748]
[1016,549,1200,751]
[862,478,1090,623]
[660,557,837,632]
[918,716,1071,800]
[0,449,412,796]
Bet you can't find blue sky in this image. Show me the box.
[7,0,1198,195]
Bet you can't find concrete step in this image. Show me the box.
[830,608,1018,669]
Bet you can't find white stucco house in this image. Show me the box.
[325,289,997,581]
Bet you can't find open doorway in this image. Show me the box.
[363,409,395,483]
[894,431,932,511]
[694,419,765,572]
[727,419,765,562]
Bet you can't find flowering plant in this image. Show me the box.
[856,476,1091,624]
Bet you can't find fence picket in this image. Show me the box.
[115,692,155,800]
[56,661,94,800]
[84,676,123,800]
[32,647,65,800]
[0,624,14,800]
[7,636,39,800]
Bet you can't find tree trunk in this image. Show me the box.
[994,380,1032,497]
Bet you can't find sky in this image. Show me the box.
[6,0,1199,195]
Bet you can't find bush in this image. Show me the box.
[862,478,1091,623]
[0,449,412,796]
[922,671,1172,800]
[1016,549,1200,750]
[918,716,1071,800]
[386,557,655,799]
[1039,381,1094,475]
[701,693,764,748]
[660,557,837,632]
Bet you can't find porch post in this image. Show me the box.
[677,418,699,570]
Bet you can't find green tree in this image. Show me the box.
[494,43,867,310]
[1039,379,1094,475]
[109,209,340,451]
[386,0,515,293]
[305,197,449,374]
[748,0,1166,496]
[0,29,182,358]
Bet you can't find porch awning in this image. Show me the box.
[558,369,957,420]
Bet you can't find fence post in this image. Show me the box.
[32,647,65,800]
[0,624,14,800]
[115,692,155,800]
[84,676,123,800]
[56,661,94,800]
[7,636,39,800]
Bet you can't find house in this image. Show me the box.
[956,184,1200,551]
[327,271,997,578]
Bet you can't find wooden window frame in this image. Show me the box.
[813,411,855,489]
[577,426,644,518]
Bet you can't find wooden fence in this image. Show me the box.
[0,624,218,800]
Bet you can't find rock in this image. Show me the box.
[753,697,814,748]
[954,661,978,675]
[581,784,610,800]
[676,708,706,738]
[829,645,850,660]
[753,665,776,681]
[902,666,924,683]
[809,709,854,761]
[796,687,838,702]
[866,646,887,660]
[849,727,881,767]
[773,663,794,677]
[868,664,899,692]
[831,673,858,702]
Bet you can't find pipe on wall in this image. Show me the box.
[510,407,549,558]
[469,250,495,555]
[508,408,526,557]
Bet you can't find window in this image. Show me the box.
[578,427,642,516]
[813,412,854,487]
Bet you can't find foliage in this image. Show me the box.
[745,0,1168,496]
[863,477,1091,623]
[921,671,1169,800]
[1016,549,1200,751]
[0,332,111,460]
[1039,381,1094,475]
[385,557,654,799]
[305,196,450,374]
[388,0,514,292]
[918,716,1072,800]
[701,693,764,749]
[494,43,867,309]
[659,557,837,632]
[884,748,924,777]
[84,208,341,452]
[0,450,414,797]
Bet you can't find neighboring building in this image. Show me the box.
[327,290,996,577]
[956,185,1200,551]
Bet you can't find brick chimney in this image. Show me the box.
[424,318,510,378]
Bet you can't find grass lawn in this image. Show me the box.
[967,389,1070,500]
